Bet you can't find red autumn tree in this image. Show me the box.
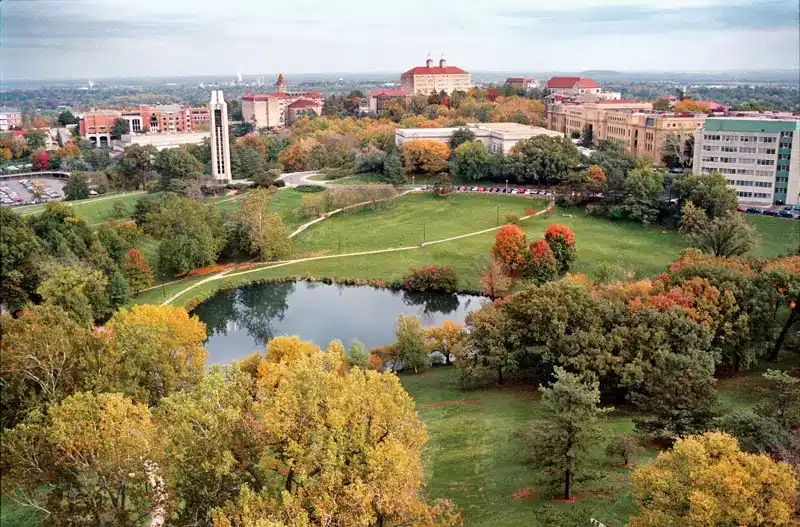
[122,248,155,292]
[480,255,512,297]
[492,224,528,275]
[31,149,50,171]
[544,224,577,273]
[524,238,559,284]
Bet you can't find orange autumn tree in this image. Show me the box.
[526,238,559,284]
[277,137,318,171]
[122,248,155,291]
[403,139,450,177]
[492,224,528,275]
[425,320,467,365]
[674,99,710,114]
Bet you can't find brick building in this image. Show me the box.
[400,58,471,95]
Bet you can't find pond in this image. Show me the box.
[191,281,489,364]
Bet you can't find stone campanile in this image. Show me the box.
[209,90,231,182]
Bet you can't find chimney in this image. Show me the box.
[426,58,433,68]
[439,58,447,68]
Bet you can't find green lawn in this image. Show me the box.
[291,193,545,255]
[745,215,800,258]
[16,191,147,223]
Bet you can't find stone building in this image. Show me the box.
[241,74,324,129]
[400,57,471,95]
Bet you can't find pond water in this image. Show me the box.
[191,281,489,364]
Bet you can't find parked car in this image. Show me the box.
[744,207,762,214]
[778,210,794,219]
[762,210,778,217]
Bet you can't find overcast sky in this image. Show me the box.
[3,0,799,80]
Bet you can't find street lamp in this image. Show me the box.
[505,179,508,190]
[412,175,416,188]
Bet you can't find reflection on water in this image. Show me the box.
[191,281,488,364]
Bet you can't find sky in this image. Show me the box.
[2,0,799,80]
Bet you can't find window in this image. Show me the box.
[780,131,794,138]
[757,159,775,166]
[740,158,756,164]
[758,148,776,155]
[739,146,756,154]
[759,136,776,143]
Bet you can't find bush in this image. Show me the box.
[504,213,520,225]
[295,184,326,193]
[717,410,792,455]
[403,265,458,293]
[523,239,559,284]
[544,224,577,273]
[273,179,286,188]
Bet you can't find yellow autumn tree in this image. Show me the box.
[278,137,319,172]
[104,304,208,405]
[425,320,467,365]
[403,139,450,177]
[630,432,798,527]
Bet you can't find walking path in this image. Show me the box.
[161,200,554,306]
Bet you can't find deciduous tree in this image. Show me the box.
[37,263,110,326]
[425,320,466,365]
[394,314,430,373]
[506,136,580,185]
[0,207,42,312]
[403,139,450,177]
[630,432,798,527]
[763,256,800,359]
[121,248,155,291]
[238,188,291,261]
[544,224,577,273]
[492,224,528,275]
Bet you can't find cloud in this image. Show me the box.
[501,0,800,33]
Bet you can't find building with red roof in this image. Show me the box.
[546,76,601,96]
[400,57,471,95]
[366,88,408,114]
[505,77,539,90]
[241,74,325,128]
[286,98,323,123]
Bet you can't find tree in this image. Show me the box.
[756,369,800,430]
[239,188,291,261]
[30,149,49,170]
[154,147,204,189]
[63,172,91,200]
[24,130,47,149]
[461,301,516,385]
[449,127,476,151]
[606,435,644,466]
[132,194,162,231]
[479,254,512,297]
[1,392,162,526]
[492,224,528,275]
[630,432,798,527]
[506,136,580,185]
[122,248,155,292]
[622,168,665,225]
[674,171,738,219]
[524,367,609,500]
[763,257,800,359]
[57,109,78,126]
[544,224,577,273]
[118,144,156,189]
[111,117,130,138]
[383,150,406,184]
[661,132,693,170]
[682,209,760,257]
[37,263,110,326]
[150,195,225,276]
[403,139,450,177]
[524,238,560,284]
[717,410,792,455]
[425,320,466,365]
[581,124,593,146]
[394,314,429,373]
[231,141,266,180]
[674,98,710,114]
[450,140,494,181]
[0,207,42,312]
[591,139,637,192]
[28,201,94,259]
[348,340,370,369]
[105,304,208,406]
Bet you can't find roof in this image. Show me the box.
[547,76,599,89]
[288,98,320,109]
[402,66,469,76]
[370,88,408,97]
[242,92,291,101]
[595,99,643,104]
[505,77,536,83]
[276,73,285,84]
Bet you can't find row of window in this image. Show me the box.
[736,191,771,199]
[703,134,777,143]
[778,153,791,160]
[701,145,776,154]
[777,176,790,183]
[779,131,794,138]
[701,157,776,165]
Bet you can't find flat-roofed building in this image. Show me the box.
[0,108,22,131]
[693,116,800,206]
[505,77,539,90]
[241,74,324,129]
[79,111,122,147]
[112,131,210,152]
[396,122,562,154]
[400,58,471,95]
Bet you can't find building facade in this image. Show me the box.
[0,108,22,131]
[209,90,232,183]
[80,104,210,146]
[546,77,601,96]
[79,111,122,147]
[286,98,323,123]
[396,122,562,154]
[241,74,324,129]
[693,117,800,206]
[547,102,705,162]
[367,88,408,114]
[400,58,471,95]
[505,77,539,90]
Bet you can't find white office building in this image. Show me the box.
[693,117,800,207]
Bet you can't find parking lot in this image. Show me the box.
[423,184,556,197]
[0,177,67,207]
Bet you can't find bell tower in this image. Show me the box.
[276,73,286,94]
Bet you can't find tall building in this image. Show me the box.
[0,107,22,131]
[547,101,705,162]
[209,90,232,183]
[400,57,471,95]
[693,116,800,206]
[241,74,324,128]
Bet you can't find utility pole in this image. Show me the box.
[423,221,426,243]
[496,204,500,226]
[338,234,341,254]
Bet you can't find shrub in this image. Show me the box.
[525,208,536,216]
[295,184,326,193]
[273,179,286,188]
[403,265,458,293]
[606,435,644,466]
[504,213,520,225]
[348,340,370,369]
